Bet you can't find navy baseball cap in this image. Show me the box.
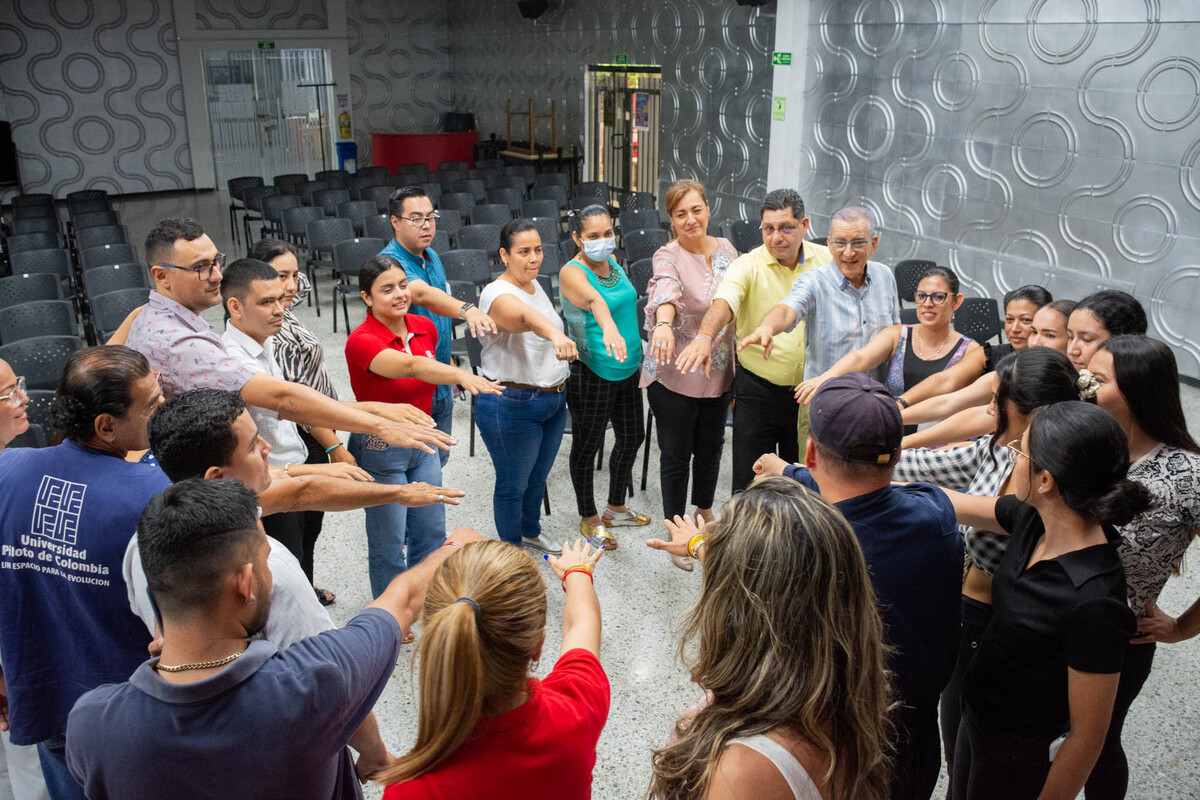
[809,373,902,465]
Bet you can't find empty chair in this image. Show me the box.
[0,300,76,344]
[574,181,609,204]
[83,263,149,298]
[528,217,560,249]
[522,199,560,220]
[394,163,428,178]
[338,200,380,235]
[66,189,109,206]
[364,185,394,214]
[241,185,279,244]
[227,176,264,247]
[12,217,58,236]
[75,224,128,252]
[455,224,501,255]
[893,259,937,304]
[331,237,386,332]
[0,274,61,310]
[487,187,524,213]
[619,191,656,211]
[440,249,491,287]
[356,165,389,182]
[419,182,443,204]
[623,228,669,263]
[534,172,570,189]
[453,179,487,202]
[282,206,326,247]
[315,169,348,186]
[439,160,468,172]
[0,335,82,390]
[315,188,351,217]
[435,209,463,240]
[619,209,661,236]
[8,424,46,449]
[956,297,1003,345]
[493,175,528,192]
[722,219,761,254]
[23,389,55,431]
[532,185,568,206]
[300,179,334,206]
[364,214,392,241]
[90,288,150,342]
[80,243,136,271]
[6,232,60,254]
[431,231,451,253]
[9,248,71,285]
[347,175,379,200]
[504,164,535,179]
[11,194,54,208]
[471,204,513,226]
[437,170,466,186]
[439,192,476,222]
[628,258,654,297]
[12,203,57,222]
[539,241,564,278]
[273,173,308,195]
[72,210,119,230]
[261,194,301,238]
[304,217,357,315]
[65,197,111,217]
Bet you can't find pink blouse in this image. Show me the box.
[639,237,738,398]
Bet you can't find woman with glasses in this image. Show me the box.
[940,402,1148,800]
[0,362,30,448]
[559,204,648,551]
[891,347,1088,785]
[639,180,737,570]
[794,266,985,427]
[1082,335,1200,799]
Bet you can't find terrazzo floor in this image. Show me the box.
[125,191,1200,799]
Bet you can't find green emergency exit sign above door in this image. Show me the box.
[771,51,792,66]
[614,53,629,65]
[257,40,276,49]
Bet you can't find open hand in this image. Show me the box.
[465,308,499,338]
[397,483,465,507]
[460,373,504,396]
[675,336,713,377]
[548,538,603,580]
[646,514,705,558]
[650,324,675,365]
[379,422,455,453]
[794,373,829,405]
[315,462,374,482]
[601,324,629,363]
[375,403,436,427]
[738,326,776,359]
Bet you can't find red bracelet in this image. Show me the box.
[560,565,594,592]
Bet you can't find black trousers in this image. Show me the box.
[889,702,941,800]
[261,509,305,564]
[646,381,730,519]
[566,363,644,518]
[951,714,1056,800]
[297,428,328,584]
[940,595,993,788]
[1083,642,1156,800]
[730,367,799,493]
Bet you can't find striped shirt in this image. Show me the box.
[274,273,338,401]
[781,260,900,380]
[893,435,1015,575]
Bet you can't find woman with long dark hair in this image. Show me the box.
[943,402,1150,799]
[1081,335,1200,799]
[1066,290,1147,371]
[892,347,1087,781]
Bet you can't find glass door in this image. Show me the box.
[204,47,335,185]
[586,65,661,203]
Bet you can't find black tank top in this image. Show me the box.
[903,329,967,392]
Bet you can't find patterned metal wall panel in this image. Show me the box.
[0,0,194,196]
[194,0,328,30]
[346,1,452,167]
[446,0,776,221]
[798,0,1200,378]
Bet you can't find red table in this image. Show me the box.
[370,131,478,173]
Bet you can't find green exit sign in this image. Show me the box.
[614,52,629,65]
[257,40,275,49]
[771,51,792,66]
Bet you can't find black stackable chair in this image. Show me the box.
[0,300,77,345]
[331,237,386,333]
[0,335,82,390]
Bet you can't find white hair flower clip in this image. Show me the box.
[1076,369,1101,401]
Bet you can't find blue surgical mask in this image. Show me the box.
[582,237,616,263]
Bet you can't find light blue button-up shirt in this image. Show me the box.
[782,260,900,379]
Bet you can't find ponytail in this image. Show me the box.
[1085,479,1154,528]
[379,541,547,786]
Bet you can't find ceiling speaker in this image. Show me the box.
[518,0,550,19]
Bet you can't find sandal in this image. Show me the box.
[579,519,618,551]
[602,507,652,528]
[314,587,336,606]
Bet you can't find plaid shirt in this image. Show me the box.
[894,436,1016,575]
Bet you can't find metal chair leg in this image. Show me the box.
[640,407,653,492]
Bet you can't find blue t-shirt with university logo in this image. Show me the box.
[0,441,170,744]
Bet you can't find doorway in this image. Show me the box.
[585,65,661,203]
[203,47,335,185]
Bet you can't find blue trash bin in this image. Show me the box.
[336,141,358,173]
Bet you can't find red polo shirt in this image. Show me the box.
[382,649,610,800]
[344,311,439,413]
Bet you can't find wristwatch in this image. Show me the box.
[459,301,476,317]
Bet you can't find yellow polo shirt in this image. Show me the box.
[713,242,833,386]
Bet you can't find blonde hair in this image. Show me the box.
[648,478,893,800]
[378,541,547,784]
[663,180,709,240]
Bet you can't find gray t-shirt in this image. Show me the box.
[66,608,401,800]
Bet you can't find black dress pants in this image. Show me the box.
[940,595,993,787]
[1084,642,1156,800]
[646,381,731,518]
[261,509,305,563]
[889,702,941,800]
[951,714,1055,800]
[297,428,328,583]
[730,367,799,492]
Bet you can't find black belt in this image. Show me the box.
[499,380,566,393]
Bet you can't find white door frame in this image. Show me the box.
[172,0,352,190]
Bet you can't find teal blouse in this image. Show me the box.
[559,257,643,381]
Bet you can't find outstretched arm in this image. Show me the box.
[794,325,900,405]
[559,265,628,363]
[406,278,497,338]
[901,405,995,450]
[368,528,485,632]
[260,473,464,515]
[903,371,998,425]
[940,488,1001,532]
[487,294,578,361]
[547,539,604,657]
[674,300,734,377]
[900,341,986,407]
[366,350,502,395]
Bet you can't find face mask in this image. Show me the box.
[582,237,616,263]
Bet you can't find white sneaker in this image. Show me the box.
[522,534,562,556]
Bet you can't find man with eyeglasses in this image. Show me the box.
[125,217,451,458]
[675,189,832,492]
[738,205,899,383]
[381,187,498,465]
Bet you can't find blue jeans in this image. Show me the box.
[432,385,454,467]
[474,388,567,544]
[37,737,85,800]
[348,435,446,597]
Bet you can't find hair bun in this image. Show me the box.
[1091,478,1154,527]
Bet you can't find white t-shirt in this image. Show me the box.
[221,325,310,467]
[478,279,571,387]
[122,531,334,648]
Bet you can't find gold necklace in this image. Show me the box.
[155,648,245,673]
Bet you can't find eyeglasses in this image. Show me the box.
[915,290,950,306]
[0,376,27,407]
[160,253,227,280]
[759,223,800,237]
[828,238,872,252]
[1005,438,1029,461]
[399,212,440,228]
